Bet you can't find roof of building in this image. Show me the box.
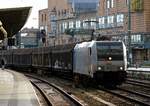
[0,7,32,40]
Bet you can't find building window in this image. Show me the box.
[117,14,124,26]
[107,0,110,8]
[117,14,124,22]
[45,14,47,21]
[69,21,74,28]
[59,23,62,33]
[107,0,114,8]
[51,22,56,33]
[61,23,63,33]
[62,22,68,32]
[64,22,67,29]
[131,34,142,43]
[99,17,105,28]
[91,18,97,29]
[50,14,57,33]
[111,0,114,8]
[145,36,150,42]
[50,14,56,21]
[131,0,143,12]
[42,14,43,22]
[76,20,81,28]
[107,16,114,27]
[83,19,88,29]
[126,0,129,6]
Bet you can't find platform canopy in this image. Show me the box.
[0,7,32,40]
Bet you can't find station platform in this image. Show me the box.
[128,67,150,72]
[0,69,40,106]
[127,67,150,80]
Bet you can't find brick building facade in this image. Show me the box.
[96,0,150,65]
[39,0,150,65]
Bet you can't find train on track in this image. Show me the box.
[0,40,127,87]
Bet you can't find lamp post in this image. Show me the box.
[128,0,132,66]
[84,20,98,41]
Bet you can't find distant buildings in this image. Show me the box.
[39,0,150,65]
[17,28,40,48]
[69,0,99,13]
[39,0,99,45]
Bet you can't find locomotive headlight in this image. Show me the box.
[108,57,112,61]
[98,67,101,70]
[120,67,123,70]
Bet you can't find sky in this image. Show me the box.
[0,0,47,28]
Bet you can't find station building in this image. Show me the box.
[39,0,150,65]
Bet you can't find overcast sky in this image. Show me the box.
[0,0,47,28]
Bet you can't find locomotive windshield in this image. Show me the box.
[97,42,123,61]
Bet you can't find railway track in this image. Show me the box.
[26,74,86,106]
[126,78,150,89]
[24,72,150,106]
[98,86,150,106]
[122,78,150,98]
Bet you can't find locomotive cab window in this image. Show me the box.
[88,47,92,56]
[96,42,123,61]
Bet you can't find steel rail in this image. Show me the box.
[126,79,150,89]
[26,74,85,106]
[30,81,52,106]
[98,87,150,106]
[118,87,150,99]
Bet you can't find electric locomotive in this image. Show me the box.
[73,40,127,86]
[0,40,127,87]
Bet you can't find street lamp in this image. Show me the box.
[128,0,132,66]
[84,20,98,41]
